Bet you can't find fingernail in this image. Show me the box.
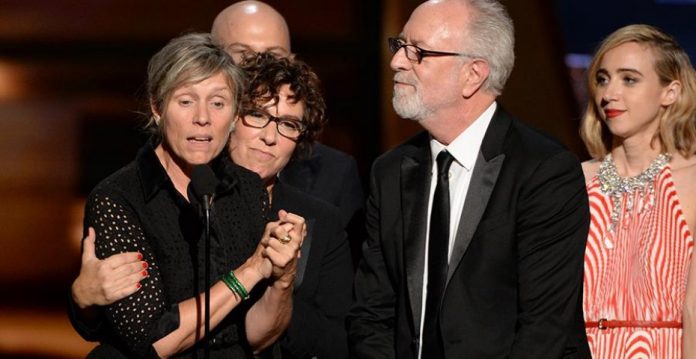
[142,262,148,269]
[136,283,141,289]
[142,270,148,277]
[137,253,143,260]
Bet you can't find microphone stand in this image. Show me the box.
[203,194,212,359]
[189,164,218,359]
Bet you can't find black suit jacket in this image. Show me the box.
[271,181,353,359]
[281,143,366,264]
[348,107,590,359]
[281,143,364,228]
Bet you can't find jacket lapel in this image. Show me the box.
[294,217,314,289]
[446,108,510,285]
[401,142,431,333]
[446,152,504,284]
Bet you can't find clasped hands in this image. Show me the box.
[71,210,305,308]
[250,209,306,287]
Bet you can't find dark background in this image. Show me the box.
[0,0,694,357]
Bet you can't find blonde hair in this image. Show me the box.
[146,33,245,137]
[580,24,696,159]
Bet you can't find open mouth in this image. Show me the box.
[187,136,212,143]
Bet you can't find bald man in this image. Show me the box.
[211,1,365,262]
[211,1,291,62]
[69,2,360,358]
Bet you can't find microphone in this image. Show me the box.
[188,164,218,359]
[189,164,218,214]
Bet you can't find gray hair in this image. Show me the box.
[465,0,515,95]
[146,32,245,135]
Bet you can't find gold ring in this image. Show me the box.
[279,234,292,244]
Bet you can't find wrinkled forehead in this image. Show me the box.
[402,1,470,49]
[216,17,290,52]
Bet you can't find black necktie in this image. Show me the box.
[422,150,454,358]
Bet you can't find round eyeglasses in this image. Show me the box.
[387,37,477,64]
[240,108,307,140]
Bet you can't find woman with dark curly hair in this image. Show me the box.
[229,52,352,359]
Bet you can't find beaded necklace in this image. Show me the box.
[597,152,671,248]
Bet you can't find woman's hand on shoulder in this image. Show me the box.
[72,227,146,308]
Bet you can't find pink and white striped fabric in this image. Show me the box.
[584,164,693,359]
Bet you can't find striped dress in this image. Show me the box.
[584,164,694,358]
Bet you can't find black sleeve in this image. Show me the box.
[66,289,104,341]
[337,157,367,267]
[509,150,589,359]
[85,190,175,358]
[336,156,365,227]
[347,168,397,359]
[281,213,353,359]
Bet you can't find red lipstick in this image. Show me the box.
[604,109,625,119]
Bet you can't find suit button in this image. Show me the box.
[412,338,419,345]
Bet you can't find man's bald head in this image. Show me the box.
[211,1,291,63]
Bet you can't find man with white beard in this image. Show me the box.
[348,0,591,358]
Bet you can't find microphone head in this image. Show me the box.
[189,164,219,205]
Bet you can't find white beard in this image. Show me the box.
[392,75,432,121]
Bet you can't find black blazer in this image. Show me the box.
[348,107,591,359]
[281,143,366,264]
[272,181,353,359]
[281,143,364,228]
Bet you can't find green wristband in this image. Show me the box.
[222,270,250,300]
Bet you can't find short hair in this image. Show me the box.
[464,0,515,96]
[238,52,326,158]
[580,24,696,159]
[146,33,245,137]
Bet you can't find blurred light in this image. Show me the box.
[565,53,592,69]
[0,60,26,100]
[69,197,88,254]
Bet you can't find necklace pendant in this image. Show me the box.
[626,196,633,212]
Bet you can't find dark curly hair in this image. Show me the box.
[238,52,326,158]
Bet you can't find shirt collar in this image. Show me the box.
[429,102,496,171]
[137,138,171,201]
[136,138,238,202]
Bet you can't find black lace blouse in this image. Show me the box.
[84,141,269,358]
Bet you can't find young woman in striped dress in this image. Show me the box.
[580,24,696,358]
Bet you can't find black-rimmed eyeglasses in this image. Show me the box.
[388,37,477,64]
[240,108,306,141]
